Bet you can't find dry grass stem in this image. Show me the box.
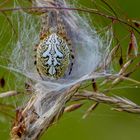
[74,91,140,114]
[11,84,80,140]
[0,91,19,98]
[82,102,99,119]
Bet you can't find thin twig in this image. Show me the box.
[0,6,140,34]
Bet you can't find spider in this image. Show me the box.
[34,10,74,80]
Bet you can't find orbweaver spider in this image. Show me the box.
[35,10,74,80]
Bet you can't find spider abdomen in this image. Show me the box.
[36,33,71,79]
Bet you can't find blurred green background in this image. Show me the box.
[0,0,140,140]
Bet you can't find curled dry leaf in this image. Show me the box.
[64,103,83,113]
[127,31,138,58]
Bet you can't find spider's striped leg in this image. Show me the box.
[34,44,38,65]
[36,67,44,79]
[68,46,75,75]
[39,13,49,40]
